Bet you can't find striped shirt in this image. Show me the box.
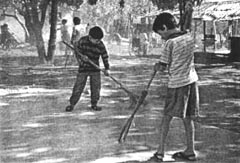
[76,36,110,72]
[159,32,198,88]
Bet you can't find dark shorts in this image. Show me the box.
[164,82,199,118]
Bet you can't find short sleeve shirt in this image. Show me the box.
[159,33,198,88]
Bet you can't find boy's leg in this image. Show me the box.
[172,118,196,161]
[67,73,88,110]
[89,72,101,109]
[183,118,195,155]
[181,82,199,155]
[172,83,198,160]
[154,87,175,156]
[148,115,172,162]
[156,115,173,154]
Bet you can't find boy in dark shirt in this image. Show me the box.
[66,26,110,112]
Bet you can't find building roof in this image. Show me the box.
[135,0,240,22]
[194,0,240,21]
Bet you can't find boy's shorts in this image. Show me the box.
[164,82,199,118]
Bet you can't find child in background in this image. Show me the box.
[59,19,71,55]
[71,17,82,45]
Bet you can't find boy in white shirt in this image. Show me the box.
[148,12,199,162]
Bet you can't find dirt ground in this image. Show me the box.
[0,44,240,163]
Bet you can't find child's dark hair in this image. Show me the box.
[62,19,67,24]
[89,26,104,39]
[73,17,81,25]
[152,12,177,33]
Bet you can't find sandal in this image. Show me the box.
[91,106,102,111]
[172,152,196,161]
[148,152,164,162]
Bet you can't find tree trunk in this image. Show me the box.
[178,0,193,32]
[179,0,184,31]
[33,26,47,63]
[22,0,50,63]
[182,1,193,31]
[47,0,59,62]
[29,8,47,63]
[24,14,36,44]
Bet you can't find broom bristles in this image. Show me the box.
[118,91,148,143]
[118,115,134,143]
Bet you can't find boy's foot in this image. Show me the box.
[65,105,74,112]
[172,152,196,161]
[148,152,164,162]
[91,106,102,111]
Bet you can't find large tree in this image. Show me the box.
[47,0,58,62]
[46,0,84,62]
[1,0,51,63]
[0,0,84,63]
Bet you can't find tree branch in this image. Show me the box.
[2,13,17,19]
[39,0,51,28]
[11,1,26,16]
[2,12,29,42]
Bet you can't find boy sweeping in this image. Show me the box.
[66,26,110,112]
[148,12,199,162]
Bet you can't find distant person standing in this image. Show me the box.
[65,26,110,112]
[0,23,16,50]
[59,19,71,55]
[0,24,11,45]
[140,33,149,55]
[71,17,82,45]
[132,28,141,53]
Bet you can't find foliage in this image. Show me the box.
[59,0,84,8]
[65,0,84,6]
[0,0,11,9]
[149,0,204,31]
[151,0,178,10]
[87,0,98,5]
[150,0,204,10]
[119,0,124,8]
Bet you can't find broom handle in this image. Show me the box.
[132,70,157,115]
[146,70,157,90]
[63,41,100,69]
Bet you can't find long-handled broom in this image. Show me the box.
[118,70,157,143]
[62,41,139,107]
